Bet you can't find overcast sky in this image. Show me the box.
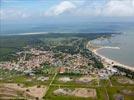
[0,0,134,23]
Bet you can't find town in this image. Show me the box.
[0,46,134,100]
[0,47,120,77]
[0,33,134,100]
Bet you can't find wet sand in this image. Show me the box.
[87,41,134,72]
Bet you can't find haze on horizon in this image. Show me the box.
[0,0,134,34]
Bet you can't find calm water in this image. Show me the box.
[1,22,134,67]
[93,29,134,67]
[1,22,133,35]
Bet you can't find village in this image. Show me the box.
[0,47,121,78]
[0,47,134,100]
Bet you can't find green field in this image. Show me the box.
[0,69,134,100]
[107,86,134,100]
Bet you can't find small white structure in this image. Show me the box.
[37,76,49,81]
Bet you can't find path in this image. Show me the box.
[104,87,109,100]
[43,73,57,97]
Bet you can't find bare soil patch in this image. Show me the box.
[72,88,96,98]
[76,76,94,83]
[58,77,73,82]
[53,88,96,98]
[117,77,134,84]
[0,83,47,99]
[121,89,134,96]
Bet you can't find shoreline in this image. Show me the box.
[87,41,134,72]
[0,32,49,36]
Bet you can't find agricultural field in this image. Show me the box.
[110,75,134,86]
[0,68,134,100]
[53,74,99,87]
[43,74,134,100]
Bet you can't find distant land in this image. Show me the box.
[1,22,134,35]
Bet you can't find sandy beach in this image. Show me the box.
[87,41,134,72]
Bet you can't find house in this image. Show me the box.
[59,67,65,74]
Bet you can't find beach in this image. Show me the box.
[87,41,134,72]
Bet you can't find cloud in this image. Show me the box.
[45,1,76,16]
[1,0,134,20]
[44,0,134,17]
[102,0,134,17]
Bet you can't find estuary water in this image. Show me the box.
[1,21,134,67]
[93,29,134,67]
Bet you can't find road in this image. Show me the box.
[43,73,57,97]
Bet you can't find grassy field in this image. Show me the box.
[99,79,111,87]
[53,74,98,87]
[42,74,134,100]
[107,86,134,100]
[44,86,98,100]
[0,68,53,87]
[110,75,134,86]
[0,70,134,100]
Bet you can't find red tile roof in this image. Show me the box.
[59,67,65,73]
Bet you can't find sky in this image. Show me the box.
[0,0,134,33]
[1,0,134,20]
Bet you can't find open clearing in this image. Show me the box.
[0,83,47,99]
[58,77,73,82]
[117,77,134,85]
[53,88,96,98]
[0,74,134,100]
[76,76,94,83]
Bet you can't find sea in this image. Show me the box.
[0,21,134,67]
[92,29,134,67]
[89,22,134,67]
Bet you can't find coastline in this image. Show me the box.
[0,32,48,36]
[87,41,134,72]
